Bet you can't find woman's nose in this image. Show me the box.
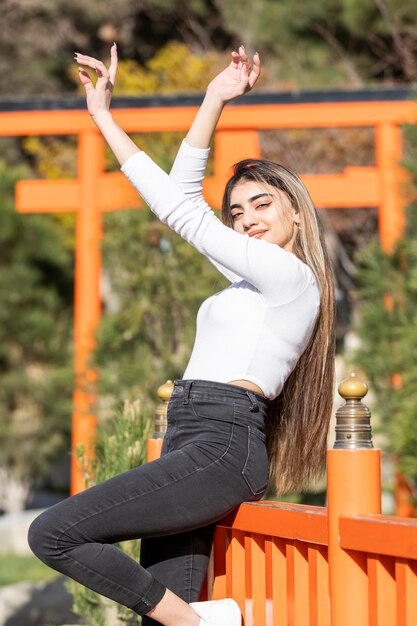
[242,209,259,230]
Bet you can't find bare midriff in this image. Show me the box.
[228,379,265,396]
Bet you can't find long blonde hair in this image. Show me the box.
[222,159,336,494]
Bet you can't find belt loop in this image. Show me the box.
[246,391,259,412]
[183,380,193,404]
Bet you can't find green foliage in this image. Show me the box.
[353,123,417,489]
[0,160,73,498]
[0,553,58,587]
[217,0,417,85]
[71,41,226,413]
[3,0,417,98]
[69,399,152,626]
[95,206,227,414]
[114,42,218,95]
[81,400,152,487]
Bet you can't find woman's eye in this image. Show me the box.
[256,203,270,209]
[231,213,242,220]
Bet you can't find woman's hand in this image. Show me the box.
[183,46,261,148]
[206,45,261,105]
[74,44,139,165]
[74,44,118,118]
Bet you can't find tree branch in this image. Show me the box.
[313,22,364,87]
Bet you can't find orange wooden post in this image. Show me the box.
[70,130,104,494]
[204,129,261,206]
[376,123,415,517]
[395,471,415,517]
[327,374,381,626]
[375,123,407,254]
[215,130,261,172]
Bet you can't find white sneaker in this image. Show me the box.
[190,599,242,626]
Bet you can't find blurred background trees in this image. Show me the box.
[0,160,73,511]
[354,125,417,486]
[1,0,417,505]
[2,0,417,98]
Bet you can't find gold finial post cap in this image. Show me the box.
[334,373,373,450]
[157,380,174,402]
[338,372,368,400]
[153,380,173,438]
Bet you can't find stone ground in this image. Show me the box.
[0,510,81,626]
[0,577,81,626]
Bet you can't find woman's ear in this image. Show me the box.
[292,207,300,227]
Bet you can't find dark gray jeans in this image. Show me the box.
[28,380,269,619]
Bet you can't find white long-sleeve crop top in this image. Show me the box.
[121,140,320,399]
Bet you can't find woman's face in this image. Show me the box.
[229,180,300,251]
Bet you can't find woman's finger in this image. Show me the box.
[75,53,102,65]
[108,43,118,86]
[78,68,95,93]
[74,56,99,72]
[230,51,240,69]
[75,54,110,77]
[94,59,110,77]
[248,52,261,88]
[238,45,251,72]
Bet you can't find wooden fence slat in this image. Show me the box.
[286,541,296,626]
[308,545,329,626]
[245,534,253,607]
[395,559,417,626]
[251,534,267,626]
[229,530,246,617]
[212,526,228,600]
[293,541,310,626]
[368,555,396,626]
[271,538,288,626]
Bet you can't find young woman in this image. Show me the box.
[28,45,335,626]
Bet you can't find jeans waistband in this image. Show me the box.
[172,379,269,410]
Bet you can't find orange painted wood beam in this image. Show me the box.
[16,166,381,216]
[2,100,417,136]
[339,513,417,559]
[218,501,328,545]
[16,173,143,214]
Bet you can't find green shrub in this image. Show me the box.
[68,399,153,626]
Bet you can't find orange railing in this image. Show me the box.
[210,504,417,625]
[148,375,417,625]
[211,502,328,626]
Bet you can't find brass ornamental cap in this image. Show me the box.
[157,380,174,402]
[153,380,173,438]
[334,373,373,450]
[338,372,368,400]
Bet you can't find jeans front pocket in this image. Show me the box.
[241,426,269,498]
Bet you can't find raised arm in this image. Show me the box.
[185,46,261,150]
[75,44,139,166]
[74,46,312,303]
[169,48,261,282]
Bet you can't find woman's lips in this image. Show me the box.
[249,230,267,239]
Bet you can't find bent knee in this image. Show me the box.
[28,509,62,564]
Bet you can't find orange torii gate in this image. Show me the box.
[1,89,415,494]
